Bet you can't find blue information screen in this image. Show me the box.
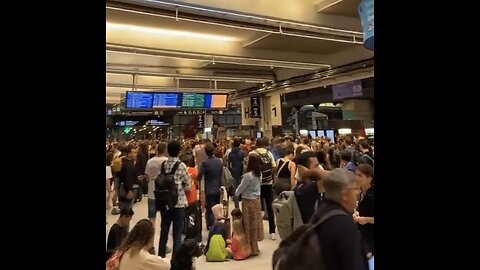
[153,93,179,108]
[204,94,212,108]
[125,92,153,109]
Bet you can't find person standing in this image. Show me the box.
[274,145,296,195]
[354,164,374,258]
[118,146,138,217]
[145,142,168,229]
[235,154,264,255]
[358,140,374,167]
[194,139,209,209]
[250,137,277,240]
[294,151,323,224]
[227,138,245,208]
[157,140,191,262]
[135,141,150,201]
[310,168,367,270]
[196,143,223,230]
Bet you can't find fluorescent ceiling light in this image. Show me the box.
[106,22,237,42]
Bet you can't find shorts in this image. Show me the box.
[148,199,158,219]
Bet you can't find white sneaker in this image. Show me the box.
[270,233,276,241]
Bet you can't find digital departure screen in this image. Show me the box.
[325,129,335,142]
[153,93,180,108]
[125,92,153,109]
[205,94,228,108]
[124,92,228,109]
[182,93,205,108]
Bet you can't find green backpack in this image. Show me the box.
[205,234,228,262]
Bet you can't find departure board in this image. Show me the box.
[125,92,153,109]
[124,92,228,109]
[182,93,205,108]
[153,93,180,108]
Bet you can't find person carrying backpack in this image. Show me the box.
[272,168,368,270]
[358,140,374,167]
[250,137,277,241]
[155,140,191,262]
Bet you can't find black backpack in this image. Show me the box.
[272,209,347,270]
[154,161,181,211]
[255,150,273,184]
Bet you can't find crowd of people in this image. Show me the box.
[105,133,374,270]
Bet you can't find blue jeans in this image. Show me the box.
[205,193,220,229]
[159,207,185,260]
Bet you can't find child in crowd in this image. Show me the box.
[205,204,232,261]
[230,208,252,260]
[106,208,134,261]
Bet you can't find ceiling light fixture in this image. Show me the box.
[106,22,238,42]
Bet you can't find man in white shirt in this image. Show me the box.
[145,142,168,229]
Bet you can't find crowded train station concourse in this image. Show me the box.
[106,1,374,270]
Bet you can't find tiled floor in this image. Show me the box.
[106,198,280,270]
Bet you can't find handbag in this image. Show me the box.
[221,167,234,189]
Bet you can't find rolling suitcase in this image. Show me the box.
[184,200,202,242]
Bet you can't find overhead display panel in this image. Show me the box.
[124,92,228,109]
[125,92,153,109]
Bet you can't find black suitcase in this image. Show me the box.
[184,200,202,242]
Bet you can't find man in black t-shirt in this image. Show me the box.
[294,151,323,224]
[118,146,138,213]
[106,207,134,261]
